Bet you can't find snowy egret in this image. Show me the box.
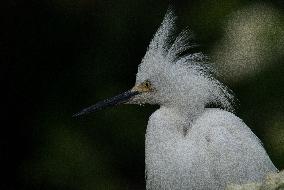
[74,9,278,190]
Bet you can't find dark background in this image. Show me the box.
[2,0,284,189]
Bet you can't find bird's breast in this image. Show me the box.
[145,107,207,189]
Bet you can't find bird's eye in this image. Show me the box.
[144,80,151,88]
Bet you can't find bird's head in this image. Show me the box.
[73,9,234,118]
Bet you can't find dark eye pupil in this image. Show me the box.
[145,81,150,87]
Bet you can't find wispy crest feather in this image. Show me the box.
[137,8,235,113]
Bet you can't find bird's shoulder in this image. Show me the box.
[191,108,278,173]
[192,108,257,140]
[194,108,244,128]
[192,108,262,147]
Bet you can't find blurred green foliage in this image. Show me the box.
[3,0,283,189]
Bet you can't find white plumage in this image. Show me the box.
[145,108,277,189]
[74,8,278,190]
[133,9,278,190]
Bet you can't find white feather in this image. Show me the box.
[132,9,278,190]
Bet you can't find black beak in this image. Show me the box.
[73,90,139,117]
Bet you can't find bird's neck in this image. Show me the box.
[145,105,205,163]
[163,104,205,123]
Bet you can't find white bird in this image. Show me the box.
[74,8,278,190]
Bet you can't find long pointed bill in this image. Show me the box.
[73,90,139,117]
